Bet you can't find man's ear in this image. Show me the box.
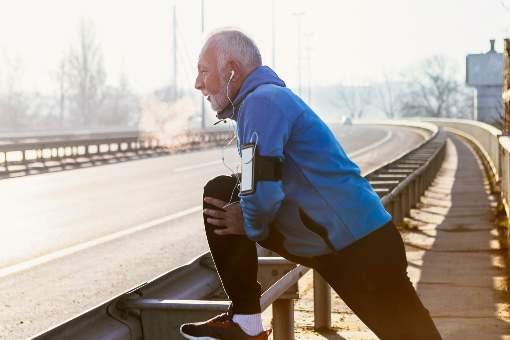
[226,61,241,81]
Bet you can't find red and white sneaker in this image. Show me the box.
[180,313,272,340]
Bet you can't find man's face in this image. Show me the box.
[195,45,229,112]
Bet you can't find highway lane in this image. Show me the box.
[0,124,426,339]
[0,124,394,270]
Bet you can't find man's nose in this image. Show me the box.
[195,75,203,90]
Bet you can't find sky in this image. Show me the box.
[0,0,509,96]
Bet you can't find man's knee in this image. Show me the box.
[203,175,238,201]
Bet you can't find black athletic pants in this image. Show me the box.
[203,175,442,340]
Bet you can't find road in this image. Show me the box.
[0,124,426,339]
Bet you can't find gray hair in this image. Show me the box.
[206,29,262,71]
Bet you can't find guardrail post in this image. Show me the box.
[272,299,294,340]
[313,270,331,330]
[401,189,409,219]
[392,194,402,226]
[414,176,421,205]
[418,175,424,198]
[426,164,432,187]
[408,179,416,208]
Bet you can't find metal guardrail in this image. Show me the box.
[0,129,142,143]
[0,129,234,171]
[32,122,446,340]
[32,255,300,340]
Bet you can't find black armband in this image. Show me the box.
[240,144,282,195]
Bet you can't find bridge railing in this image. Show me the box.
[0,128,233,169]
[32,121,447,340]
[421,118,507,216]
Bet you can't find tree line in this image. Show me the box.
[335,55,473,122]
[0,19,140,132]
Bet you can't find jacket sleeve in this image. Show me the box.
[238,93,296,241]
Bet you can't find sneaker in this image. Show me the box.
[180,313,272,340]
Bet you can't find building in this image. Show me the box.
[466,40,504,124]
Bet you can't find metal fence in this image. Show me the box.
[32,121,447,340]
[0,129,233,172]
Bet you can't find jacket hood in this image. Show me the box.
[217,65,286,120]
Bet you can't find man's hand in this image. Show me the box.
[203,197,245,235]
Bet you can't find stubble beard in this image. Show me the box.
[209,76,230,113]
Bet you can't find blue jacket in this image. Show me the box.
[219,66,392,257]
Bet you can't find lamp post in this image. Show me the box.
[272,0,276,69]
[304,32,313,104]
[292,12,305,96]
[172,5,178,101]
[201,0,206,129]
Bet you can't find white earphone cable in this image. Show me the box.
[220,70,242,204]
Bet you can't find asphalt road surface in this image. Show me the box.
[0,124,427,339]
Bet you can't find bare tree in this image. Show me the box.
[502,0,510,12]
[374,75,401,119]
[0,52,30,130]
[399,55,467,118]
[336,84,373,118]
[98,69,140,127]
[484,94,505,129]
[53,55,69,128]
[66,18,106,127]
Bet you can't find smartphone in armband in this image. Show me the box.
[240,144,256,195]
[240,143,283,196]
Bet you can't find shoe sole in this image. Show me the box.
[179,327,218,340]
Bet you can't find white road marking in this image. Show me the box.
[173,160,223,172]
[0,205,202,278]
[348,130,393,158]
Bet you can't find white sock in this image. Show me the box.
[233,313,264,336]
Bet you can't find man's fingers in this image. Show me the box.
[203,208,225,218]
[204,197,227,209]
[207,218,225,226]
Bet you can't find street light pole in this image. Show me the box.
[272,0,276,69]
[304,32,313,104]
[292,12,305,96]
[201,0,206,129]
[172,5,178,101]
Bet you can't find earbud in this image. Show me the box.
[229,70,235,81]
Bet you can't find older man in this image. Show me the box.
[180,29,442,340]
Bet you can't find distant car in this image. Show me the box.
[340,116,352,125]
